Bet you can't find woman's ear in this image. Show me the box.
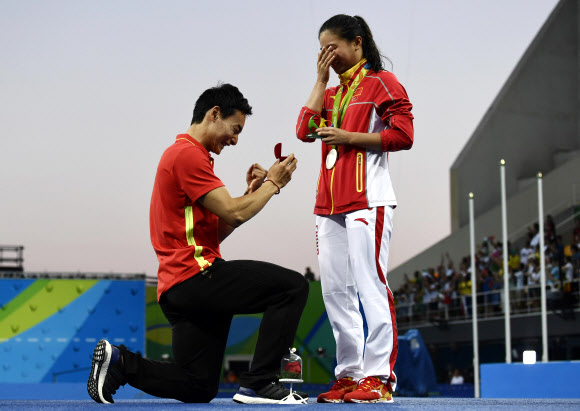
[354,36,363,51]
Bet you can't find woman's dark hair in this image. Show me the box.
[191,83,252,125]
[319,14,391,73]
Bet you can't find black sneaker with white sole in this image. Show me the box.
[87,339,128,404]
[233,381,309,404]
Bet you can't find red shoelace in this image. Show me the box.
[330,378,355,390]
[356,377,382,391]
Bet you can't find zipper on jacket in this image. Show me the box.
[356,153,364,193]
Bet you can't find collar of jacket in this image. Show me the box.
[339,58,368,86]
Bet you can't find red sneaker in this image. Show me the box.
[317,377,358,403]
[343,376,393,403]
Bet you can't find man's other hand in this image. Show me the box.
[267,154,298,190]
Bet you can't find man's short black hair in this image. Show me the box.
[191,83,252,125]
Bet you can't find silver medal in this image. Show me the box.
[325,148,338,169]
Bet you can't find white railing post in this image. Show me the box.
[500,159,512,363]
[537,173,548,362]
[469,193,480,398]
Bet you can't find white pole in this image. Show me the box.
[500,160,511,363]
[537,172,548,362]
[469,193,480,398]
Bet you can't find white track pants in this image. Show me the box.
[316,206,398,387]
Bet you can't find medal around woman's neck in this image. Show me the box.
[325,59,369,170]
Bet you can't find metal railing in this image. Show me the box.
[396,279,580,329]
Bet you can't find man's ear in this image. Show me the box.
[209,106,221,122]
[204,106,221,123]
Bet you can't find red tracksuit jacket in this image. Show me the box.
[296,69,414,215]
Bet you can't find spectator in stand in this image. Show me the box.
[512,263,525,308]
[545,215,556,243]
[458,260,468,278]
[480,237,491,254]
[529,223,541,249]
[420,276,433,319]
[508,242,520,271]
[441,252,455,278]
[395,286,409,323]
[478,238,491,269]
[563,239,574,259]
[426,267,436,279]
[450,369,464,385]
[548,235,564,267]
[527,259,541,306]
[480,269,492,314]
[545,255,559,290]
[562,256,574,282]
[481,269,500,315]
[488,236,500,255]
[512,263,525,289]
[427,276,441,320]
[520,240,534,267]
[413,281,426,320]
[492,269,502,308]
[407,282,417,321]
[457,272,472,318]
[413,271,422,289]
[445,271,460,316]
[489,241,503,274]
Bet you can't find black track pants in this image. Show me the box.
[120,259,309,403]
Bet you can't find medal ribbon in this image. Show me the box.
[330,59,369,151]
[331,59,368,128]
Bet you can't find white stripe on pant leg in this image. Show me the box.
[316,214,365,380]
[344,207,397,381]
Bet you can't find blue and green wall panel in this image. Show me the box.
[0,279,145,383]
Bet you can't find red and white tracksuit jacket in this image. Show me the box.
[295,70,414,216]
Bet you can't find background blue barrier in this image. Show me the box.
[0,279,145,383]
[481,362,580,398]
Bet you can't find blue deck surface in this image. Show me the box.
[2,398,580,410]
[1,382,579,409]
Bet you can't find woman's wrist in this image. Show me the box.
[349,132,382,151]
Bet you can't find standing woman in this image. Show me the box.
[296,15,414,403]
